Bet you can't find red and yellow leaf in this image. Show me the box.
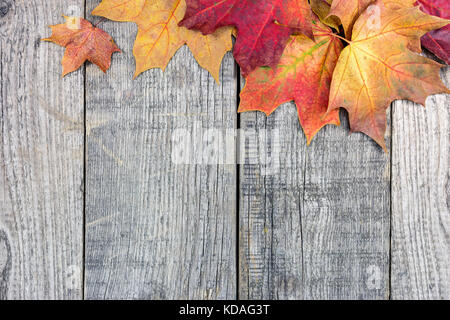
[179,0,314,76]
[239,23,343,144]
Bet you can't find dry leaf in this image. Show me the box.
[179,0,314,76]
[239,23,342,144]
[43,16,120,76]
[329,0,374,38]
[310,0,341,30]
[92,0,233,82]
[328,0,449,150]
[417,0,450,64]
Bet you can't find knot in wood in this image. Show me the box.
[0,0,11,18]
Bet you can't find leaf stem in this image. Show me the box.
[313,25,351,44]
[94,17,107,28]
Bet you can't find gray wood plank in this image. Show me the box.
[239,105,307,300]
[391,64,450,300]
[84,2,237,299]
[0,0,84,299]
[239,96,390,299]
[300,113,391,300]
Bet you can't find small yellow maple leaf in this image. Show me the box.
[92,0,233,83]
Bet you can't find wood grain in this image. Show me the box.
[391,64,450,300]
[84,1,237,299]
[239,104,306,299]
[300,112,390,300]
[239,99,391,299]
[0,1,449,300]
[0,0,84,299]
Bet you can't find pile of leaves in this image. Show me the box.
[45,0,450,150]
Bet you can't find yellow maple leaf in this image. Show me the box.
[92,0,233,83]
[328,0,450,150]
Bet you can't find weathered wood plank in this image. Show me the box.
[300,112,390,300]
[239,99,391,298]
[391,65,450,300]
[0,0,84,299]
[84,1,237,299]
[239,105,306,299]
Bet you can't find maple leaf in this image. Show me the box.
[92,0,233,83]
[310,0,341,30]
[239,23,343,144]
[179,0,314,76]
[43,16,120,76]
[417,0,450,64]
[328,0,450,150]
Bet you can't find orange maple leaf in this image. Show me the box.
[92,0,233,82]
[239,23,343,144]
[328,0,450,150]
[43,16,120,76]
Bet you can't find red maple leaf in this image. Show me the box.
[417,0,450,64]
[179,0,314,76]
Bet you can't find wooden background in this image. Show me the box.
[1,0,449,300]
